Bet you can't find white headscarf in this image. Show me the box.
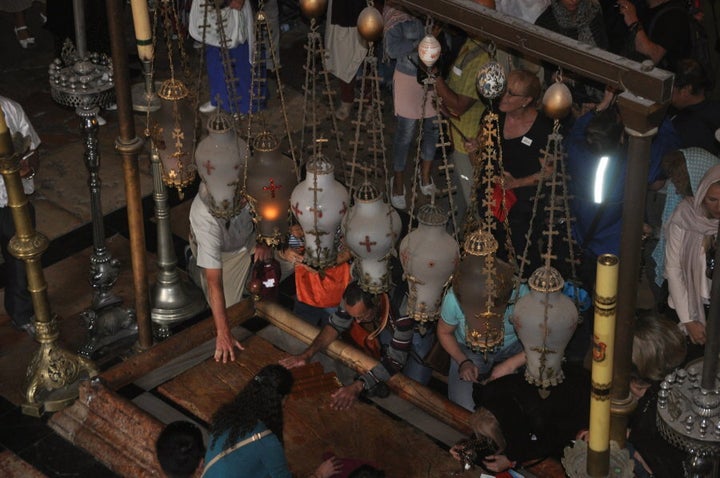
[667,164,720,324]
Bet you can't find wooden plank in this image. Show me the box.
[396,0,673,104]
[101,299,255,390]
[158,336,461,477]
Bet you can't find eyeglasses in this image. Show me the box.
[505,89,528,98]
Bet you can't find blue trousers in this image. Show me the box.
[206,43,266,115]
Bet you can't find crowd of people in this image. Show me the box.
[174,0,720,475]
[3,0,720,476]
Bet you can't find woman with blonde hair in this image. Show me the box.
[664,163,720,346]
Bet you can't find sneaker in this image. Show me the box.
[13,322,36,337]
[199,101,217,114]
[390,183,406,210]
[335,101,352,121]
[419,178,436,197]
[96,115,107,126]
[193,41,203,49]
[105,103,118,111]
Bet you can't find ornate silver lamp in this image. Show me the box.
[49,0,137,358]
[657,222,720,476]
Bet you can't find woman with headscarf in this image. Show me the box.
[203,365,340,477]
[664,163,720,347]
[651,148,720,295]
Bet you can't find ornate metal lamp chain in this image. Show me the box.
[433,93,457,241]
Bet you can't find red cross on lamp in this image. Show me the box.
[246,131,297,247]
[148,79,199,197]
[342,183,401,293]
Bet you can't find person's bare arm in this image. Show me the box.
[279,324,340,368]
[617,0,667,64]
[205,268,244,363]
[435,75,477,118]
[437,319,479,382]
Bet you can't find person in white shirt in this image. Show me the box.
[664,163,720,346]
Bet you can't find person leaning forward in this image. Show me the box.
[280,281,415,410]
[189,182,272,364]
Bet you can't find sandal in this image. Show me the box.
[14,26,35,49]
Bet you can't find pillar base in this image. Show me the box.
[23,319,99,416]
[562,440,633,478]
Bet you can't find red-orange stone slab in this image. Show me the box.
[157,335,461,477]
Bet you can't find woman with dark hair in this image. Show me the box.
[203,365,340,477]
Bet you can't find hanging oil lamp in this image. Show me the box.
[512,265,578,388]
[290,144,349,269]
[194,111,248,219]
[342,183,400,293]
[148,78,198,197]
[453,228,514,355]
[245,131,297,246]
[399,203,459,328]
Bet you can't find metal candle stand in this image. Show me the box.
[148,147,206,339]
[49,43,137,359]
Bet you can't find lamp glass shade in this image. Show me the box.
[399,204,459,325]
[452,229,514,354]
[476,61,507,100]
[149,78,198,191]
[418,34,441,68]
[246,132,297,246]
[290,153,349,269]
[357,6,383,42]
[342,183,401,293]
[194,112,248,220]
[512,266,578,388]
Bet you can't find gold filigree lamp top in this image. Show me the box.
[463,228,499,257]
[528,265,565,293]
[354,182,380,202]
[157,78,189,101]
[253,130,279,152]
[416,203,447,227]
[207,109,233,133]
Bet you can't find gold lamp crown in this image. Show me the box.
[416,203,447,227]
[528,265,565,293]
[463,228,498,257]
[253,130,280,152]
[158,78,189,101]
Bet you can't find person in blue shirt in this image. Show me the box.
[563,91,680,289]
[203,365,340,478]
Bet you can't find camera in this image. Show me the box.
[455,435,498,470]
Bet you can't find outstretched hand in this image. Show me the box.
[214,329,244,363]
[279,355,307,369]
[312,456,342,478]
[329,381,363,410]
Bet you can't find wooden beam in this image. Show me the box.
[256,301,473,436]
[395,0,673,104]
[100,299,255,390]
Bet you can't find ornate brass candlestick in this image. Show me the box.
[49,4,137,358]
[0,110,98,417]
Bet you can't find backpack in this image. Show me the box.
[648,0,715,77]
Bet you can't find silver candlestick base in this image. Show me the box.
[657,360,720,477]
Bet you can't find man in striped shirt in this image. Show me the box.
[280,281,419,410]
